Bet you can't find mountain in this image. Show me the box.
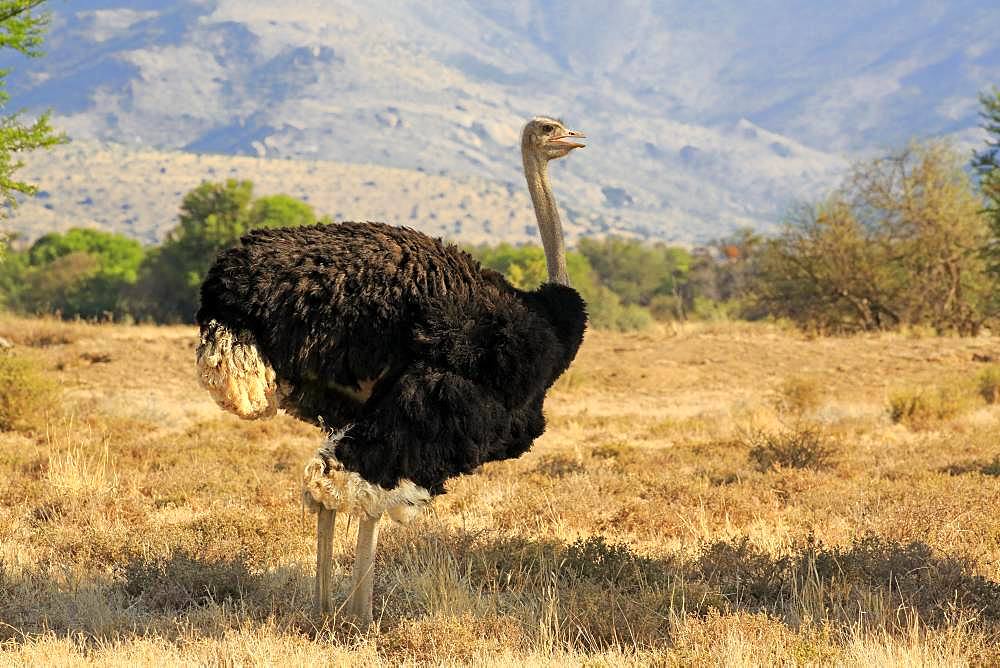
[2,1,998,245]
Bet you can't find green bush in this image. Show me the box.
[752,142,995,334]
[470,242,653,331]
[132,182,322,323]
[0,353,56,432]
[978,366,1000,405]
[2,228,144,319]
[3,178,742,328]
[577,236,691,307]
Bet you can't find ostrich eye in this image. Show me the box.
[541,124,554,134]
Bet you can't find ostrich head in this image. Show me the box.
[520,116,584,287]
[521,116,586,161]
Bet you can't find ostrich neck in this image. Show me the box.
[523,153,570,286]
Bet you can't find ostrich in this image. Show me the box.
[195,116,587,627]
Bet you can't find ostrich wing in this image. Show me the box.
[333,362,547,496]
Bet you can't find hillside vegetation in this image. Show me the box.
[2,316,1000,664]
[5,141,595,247]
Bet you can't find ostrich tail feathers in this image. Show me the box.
[196,320,279,419]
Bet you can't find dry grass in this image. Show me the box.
[1,314,1000,665]
[775,376,825,417]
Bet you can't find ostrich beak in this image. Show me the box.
[550,129,586,150]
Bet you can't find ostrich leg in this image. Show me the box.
[345,515,380,628]
[314,507,336,616]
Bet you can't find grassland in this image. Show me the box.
[2,316,1000,665]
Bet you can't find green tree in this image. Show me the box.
[472,243,548,290]
[133,180,320,322]
[755,142,993,334]
[249,194,318,229]
[27,228,144,278]
[6,228,144,318]
[0,0,64,258]
[577,236,691,307]
[470,242,652,331]
[679,229,764,321]
[974,87,1000,277]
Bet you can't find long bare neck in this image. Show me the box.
[523,151,570,286]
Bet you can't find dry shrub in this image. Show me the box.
[888,383,979,429]
[978,366,1000,405]
[690,534,1000,627]
[554,536,682,648]
[776,376,824,416]
[393,530,683,650]
[532,453,585,479]
[693,538,788,607]
[590,440,637,462]
[808,534,1000,626]
[176,508,296,569]
[942,456,1000,477]
[559,535,673,592]
[745,425,836,472]
[0,352,57,432]
[121,551,262,612]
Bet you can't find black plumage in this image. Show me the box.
[197,221,587,495]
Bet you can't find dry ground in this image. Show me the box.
[2,316,1000,665]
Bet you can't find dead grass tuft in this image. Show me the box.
[381,613,528,664]
[0,316,87,347]
[590,439,638,462]
[46,444,119,498]
[776,376,825,416]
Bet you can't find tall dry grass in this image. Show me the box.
[1,315,999,665]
